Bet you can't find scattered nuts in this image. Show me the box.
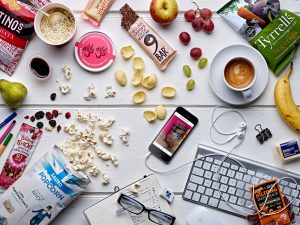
[131,70,143,86]
[186,79,195,91]
[143,111,157,123]
[62,65,72,80]
[132,91,146,104]
[132,57,145,71]
[114,69,127,86]
[161,87,176,98]
[155,105,167,120]
[142,73,158,90]
[120,45,134,60]
[59,83,71,94]
[105,85,116,98]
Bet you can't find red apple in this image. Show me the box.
[150,0,178,25]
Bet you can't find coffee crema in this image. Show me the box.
[224,58,255,89]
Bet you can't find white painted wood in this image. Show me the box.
[3,15,300,106]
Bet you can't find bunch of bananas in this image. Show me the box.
[274,62,300,132]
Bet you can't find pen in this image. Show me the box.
[0,133,13,156]
[0,112,17,129]
[0,120,16,145]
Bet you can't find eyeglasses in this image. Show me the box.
[117,193,176,225]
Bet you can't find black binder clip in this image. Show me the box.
[255,124,272,144]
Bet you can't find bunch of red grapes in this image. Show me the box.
[184,2,214,33]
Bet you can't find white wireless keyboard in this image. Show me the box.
[183,144,300,221]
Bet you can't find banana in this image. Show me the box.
[274,62,300,132]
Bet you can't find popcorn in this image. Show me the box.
[99,131,113,145]
[45,124,54,132]
[130,182,141,195]
[102,172,110,185]
[111,155,119,166]
[105,85,116,98]
[89,166,100,176]
[84,83,97,101]
[119,129,130,146]
[62,65,72,80]
[59,83,71,94]
[76,112,89,122]
[64,124,78,135]
[98,118,115,130]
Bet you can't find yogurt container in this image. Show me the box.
[75,31,115,72]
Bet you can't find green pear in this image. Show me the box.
[0,79,28,109]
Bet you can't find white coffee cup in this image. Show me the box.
[223,57,256,100]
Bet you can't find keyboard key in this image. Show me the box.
[236,189,244,197]
[197,186,205,194]
[221,193,229,201]
[228,187,236,195]
[291,189,299,198]
[214,159,221,165]
[243,174,251,182]
[245,200,254,209]
[220,184,228,193]
[212,182,220,190]
[192,168,204,177]
[229,196,237,204]
[231,164,239,170]
[208,197,219,207]
[206,157,213,162]
[280,180,288,186]
[263,175,272,180]
[239,167,247,173]
[184,190,193,199]
[220,167,227,175]
[212,173,220,181]
[229,178,237,186]
[227,169,235,178]
[220,176,229,184]
[256,172,264,178]
[237,198,245,206]
[204,171,213,179]
[187,182,197,191]
[204,179,212,187]
[237,181,245,189]
[192,192,201,201]
[214,190,221,199]
[244,192,251,199]
[289,182,297,189]
[235,172,243,180]
[252,177,260,184]
[200,195,209,204]
[211,165,219,173]
[205,188,213,196]
[283,187,291,195]
[195,160,203,168]
[223,162,230,168]
[245,183,251,191]
[248,170,255,176]
[190,175,204,185]
[203,162,211,170]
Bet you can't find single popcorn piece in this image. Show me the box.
[99,131,113,145]
[111,155,119,166]
[105,85,116,98]
[59,83,71,94]
[89,165,100,176]
[130,182,141,195]
[45,124,54,132]
[64,124,78,135]
[76,112,89,122]
[119,129,130,146]
[98,117,115,130]
[102,172,110,185]
[62,65,72,80]
[84,83,97,101]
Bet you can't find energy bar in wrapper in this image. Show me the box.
[120,4,176,71]
[0,123,42,189]
[0,146,90,225]
[82,0,114,27]
[217,0,300,75]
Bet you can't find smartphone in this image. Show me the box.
[148,107,198,164]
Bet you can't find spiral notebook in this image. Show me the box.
[84,174,180,225]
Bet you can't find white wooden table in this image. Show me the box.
[0,0,300,224]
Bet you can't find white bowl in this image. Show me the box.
[34,3,76,46]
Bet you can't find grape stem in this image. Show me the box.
[191,1,201,16]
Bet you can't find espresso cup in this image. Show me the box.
[223,57,256,100]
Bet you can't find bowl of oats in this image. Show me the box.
[34,3,76,46]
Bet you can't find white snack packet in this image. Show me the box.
[0,146,90,225]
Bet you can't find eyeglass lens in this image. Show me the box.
[149,210,174,225]
[119,195,144,214]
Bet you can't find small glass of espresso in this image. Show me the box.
[28,55,52,80]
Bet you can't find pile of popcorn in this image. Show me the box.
[60,111,130,185]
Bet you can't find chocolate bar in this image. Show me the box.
[120,4,176,71]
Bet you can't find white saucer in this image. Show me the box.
[209,44,269,105]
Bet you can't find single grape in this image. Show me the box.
[184,9,196,22]
[203,19,214,33]
[179,32,191,45]
[183,65,192,77]
[190,48,202,60]
[200,8,212,20]
[198,58,208,69]
[192,18,204,31]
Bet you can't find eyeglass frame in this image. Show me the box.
[117,193,176,225]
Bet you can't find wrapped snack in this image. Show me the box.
[0,0,50,75]
[218,0,300,75]
[120,4,176,71]
[82,0,114,27]
[0,146,90,225]
[0,123,42,189]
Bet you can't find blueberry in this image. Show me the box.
[49,120,56,128]
[36,122,44,129]
[50,93,56,101]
